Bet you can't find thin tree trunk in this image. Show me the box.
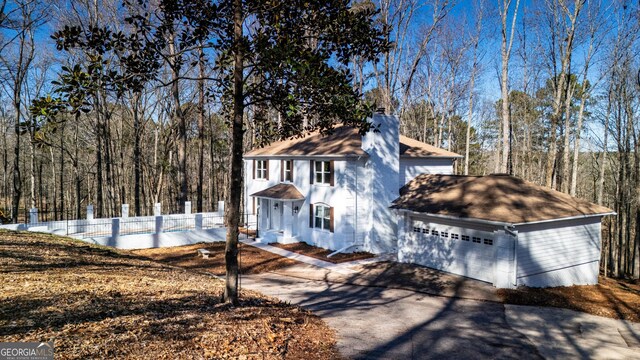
[133,92,142,216]
[197,46,206,213]
[225,0,244,305]
[561,79,575,193]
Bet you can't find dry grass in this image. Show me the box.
[269,242,375,264]
[0,231,341,359]
[498,276,640,322]
[133,242,299,276]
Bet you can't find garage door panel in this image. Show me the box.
[405,220,496,283]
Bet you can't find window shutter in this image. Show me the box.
[329,160,335,186]
[329,207,334,233]
[309,203,314,228]
[310,160,314,184]
[252,159,256,179]
[280,160,284,182]
[290,160,294,182]
[265,160,269,180]
[252,197,255,214]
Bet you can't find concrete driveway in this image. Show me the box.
[241,266,640,359]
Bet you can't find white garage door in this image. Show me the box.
[404,219,497,283]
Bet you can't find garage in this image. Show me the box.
[405,218,496,283]
[392,174,615,288]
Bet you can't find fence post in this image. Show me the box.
[29,208,38,225]
[121,204,129,218]
[184,201,192,214]
[86,205,94,220]
[154,203,162,216]
[155,215,163,234]
[111,218,120,242]
[195,213,203,231]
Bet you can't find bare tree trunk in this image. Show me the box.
[224,0,244,305]
[168,35,188,211]
[197,46,206,213]
[561,79,575,193]
[499,0,519,174]
[133,92,142,216]
[465,4,482,175]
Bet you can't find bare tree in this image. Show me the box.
[498,0,520,174]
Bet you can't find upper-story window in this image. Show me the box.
[311,160,334,185]
[254,160,268,179]
[281,160,293,182]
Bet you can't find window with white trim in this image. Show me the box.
[283,160,293,182]
[461,235,470,241]
[315,161,331,184]
[422,228,429,234]
[314,204,331,231]
[451,233,459,240]
[472,236,481,243]
[484,238,494,245]
[256,160,267,179]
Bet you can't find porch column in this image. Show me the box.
[282,201,293,238]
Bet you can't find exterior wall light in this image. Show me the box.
[274,203,279,210]
[293,206,299,214]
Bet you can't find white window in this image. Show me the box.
[256,160,268,179]
[314,204,331,231]
[283,160,293,182]
[315,161,331,184]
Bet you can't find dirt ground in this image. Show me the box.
[0,231,341,359]
[269,242,375,264]
[498,276,640,322]
[133,242,299,276]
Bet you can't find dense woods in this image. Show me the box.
[0,0,638,287]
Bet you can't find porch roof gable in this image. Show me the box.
[250,183,305,201]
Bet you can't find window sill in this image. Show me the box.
[312,228,333,234]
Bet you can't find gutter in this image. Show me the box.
[244,154,369,160]
[393,209,617,228]
[511,212,617,226]
[394,209,513,228]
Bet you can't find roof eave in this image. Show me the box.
[244,153,369,159]
[393,208,514,227]
[400,155,464,159]
[512,212,617,226]
[250,195,305,201]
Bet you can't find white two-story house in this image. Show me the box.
[244,112,461,254]
[244,111,614,289]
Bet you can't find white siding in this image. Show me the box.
[515,217,602,287]
[244,157,367,252]
[400,158,455,185]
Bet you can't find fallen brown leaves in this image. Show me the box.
[133,242,299,276]
[269,242,374,264]
[0,231,341,359]
[498,276,640,322]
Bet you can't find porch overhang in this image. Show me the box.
[250,183,305,201]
